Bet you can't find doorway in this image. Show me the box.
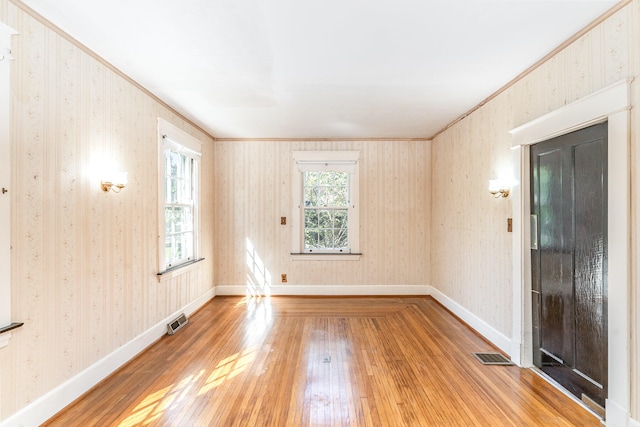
[530,122,608,412]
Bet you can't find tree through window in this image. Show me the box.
[303,171,349,251]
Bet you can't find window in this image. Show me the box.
[0,21,18,347]
[157,118,202,274]
[303,171,349,251]
[292,151,360,257]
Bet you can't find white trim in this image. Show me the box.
[215,284,429,296]
[628,416,640,427]
[157,118,202,155]
[509,79,632,425]
[606,399,630,427]
[510,79,632,148]
[0,289,215,427]
[291,254,361,261]
[0,21,18,347]
[0,332,11,350]
[429,287,513,358]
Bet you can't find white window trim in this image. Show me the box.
[0,22,18,349]
[157,118,202,279]
[291,151,361,261]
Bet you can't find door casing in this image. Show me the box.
[509,79,631,425]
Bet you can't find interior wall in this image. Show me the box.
[214,139,431,291]
[0,0,215,421]
[431,0,639,418]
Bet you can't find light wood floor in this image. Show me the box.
[44,296,601,426]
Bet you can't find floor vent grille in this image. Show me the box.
[167,313,188,335]
[472,352,514,365]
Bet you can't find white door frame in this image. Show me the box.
[509,79,632,426]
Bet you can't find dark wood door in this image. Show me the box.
[530,122,608,410]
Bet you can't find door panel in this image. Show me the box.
[530,122,607,409]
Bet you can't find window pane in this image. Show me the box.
[334,186,348,206]
[334,210,348,229]
[165,207,173,234]
[334,227,348,248]
[170,178,179,203]
[165,236,173,265]
[179,154,186,179]
[170,151,179,177]
[304,171,319,186]
[318,229,333,249]
[165,151,171,176]
[184,207,193,232]
[318,210,331,228]
[304,230,318,249]
[304,187,316,207]
[318,187,330,207]
[304,209,318,228]
[174,207,183,232]
[184,232,193,258]
[318,172,332,186]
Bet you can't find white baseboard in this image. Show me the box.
[215,284,430,296]
[0,288,216,427]
[428,287,512,358]
[606,398,631,427]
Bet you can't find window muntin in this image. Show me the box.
[303,171,350,251]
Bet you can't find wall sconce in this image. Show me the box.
[101,170,128,193]
[489,179,510,198]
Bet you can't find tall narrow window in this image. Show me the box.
[157,118,201,273]
[164,142,197,268]
[303,171,350,251]
[0,22,18,347]
[292,151,360,256]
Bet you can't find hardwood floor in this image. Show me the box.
[44,296,601,426]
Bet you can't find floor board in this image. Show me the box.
[44,296,602,426]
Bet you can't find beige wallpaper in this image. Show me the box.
[214,139,431,290]
[431,0,639,417]
[0,0,215,420]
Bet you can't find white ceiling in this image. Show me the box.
[20,0,620,139]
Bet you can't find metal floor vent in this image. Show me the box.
[472,352,514,365]
[167,313,188,335]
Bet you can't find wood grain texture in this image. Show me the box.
[45,297,601,426]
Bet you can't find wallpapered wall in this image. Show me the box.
[214,139,430,290]
[0,0,215,420]
[431,0,640,417]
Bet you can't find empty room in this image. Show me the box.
[1,0,639,425]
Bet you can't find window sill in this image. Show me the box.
[291,253,362,261]
[157,258,205,282]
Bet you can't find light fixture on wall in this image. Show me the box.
[489,179,510,198]
[101,170,128,193]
